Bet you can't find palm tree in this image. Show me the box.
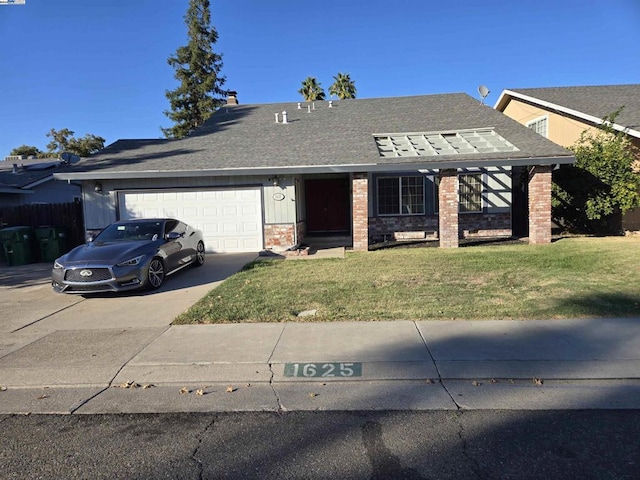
[298,77,326,101]
[329,72,357,99]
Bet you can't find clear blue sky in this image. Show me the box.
[1,0,639,158]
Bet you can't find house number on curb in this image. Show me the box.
[284,362,362,378]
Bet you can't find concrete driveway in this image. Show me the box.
[0,253,257,335]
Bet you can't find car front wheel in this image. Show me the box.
[147,258,165,289]
[194,241,205,267]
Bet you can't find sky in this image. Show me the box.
[1,0,639,159]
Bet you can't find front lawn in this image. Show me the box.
[174,237,640,324]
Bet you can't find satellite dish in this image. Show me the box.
[478,85,490,105]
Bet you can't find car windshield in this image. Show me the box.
[95,221,163,242]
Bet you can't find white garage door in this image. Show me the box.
[118,188,263,253]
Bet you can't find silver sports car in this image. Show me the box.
[52,218,205,294]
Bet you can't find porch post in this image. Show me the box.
[438,169,459,248]
[352,172,369,251]
[528,165,553,244]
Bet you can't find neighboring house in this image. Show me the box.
[494,84,640,231]
[0,155,81,207]
[54,92,574,253]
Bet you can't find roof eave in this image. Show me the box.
[53,156,574,181]
[0,187,34,194]
[494,89,640,138]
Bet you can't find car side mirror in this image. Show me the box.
[166,232,182,241]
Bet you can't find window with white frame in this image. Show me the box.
[459,174,483,213]
[377,176,425,215]
[526,116,548,138]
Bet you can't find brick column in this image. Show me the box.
[352,173,369,251]
[528,165,553,244]
[438,169,459,248]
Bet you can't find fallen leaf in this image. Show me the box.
[533,377,544,386]
[472,380,481,387]
[37,395,49,400]
[309,392,318,397]
[245,383,251,387]
[120,380,140,389]
[226,386,236,393]
[142,384,155,389]
[180,387,190,394]
[0,386,7,392]
[425,379,434,384]
[196,389,205,396]
[489,379,498,384]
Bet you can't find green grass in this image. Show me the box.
[174,237,640,324]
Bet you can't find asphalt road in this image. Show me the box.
[2,410,639,479]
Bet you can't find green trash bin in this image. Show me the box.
[0,226,36,266]
[35,226,69,263]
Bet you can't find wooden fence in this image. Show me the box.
[0,202,85,249]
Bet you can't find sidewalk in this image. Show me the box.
[2,318,640,414]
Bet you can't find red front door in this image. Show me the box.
[305,178,350,233]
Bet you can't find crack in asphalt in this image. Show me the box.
[454,412,488,480]
[191,415,216,480]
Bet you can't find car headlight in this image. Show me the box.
[53,260,64,269]
[116,255,144,267]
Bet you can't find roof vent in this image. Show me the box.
[329,100,333,108]
[226,91,239,105]
[297,102,301,109]
[12,164,18,174]
[282,111,288,124]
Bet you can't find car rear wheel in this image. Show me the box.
[147,258,165,289]
[194,241,205,267]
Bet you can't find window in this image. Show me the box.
[526,116,548,138]
[459,174,483,213]
[377,176,425,215]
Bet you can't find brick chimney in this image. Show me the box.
[226,91,239,105]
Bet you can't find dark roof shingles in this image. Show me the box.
[74,93,572,174]
[508,84,640,130]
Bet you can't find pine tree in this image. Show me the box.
[162,0,227,138]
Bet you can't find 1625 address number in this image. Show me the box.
[284,362,362,378]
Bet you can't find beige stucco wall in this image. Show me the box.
[501,100,599,148]
[501,98,640,231]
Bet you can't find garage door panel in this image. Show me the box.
[118,188,263,253]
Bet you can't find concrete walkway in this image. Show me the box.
[2,318,640,414]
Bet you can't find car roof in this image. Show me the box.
[114,218,174,223]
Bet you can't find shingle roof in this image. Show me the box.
[496,84,640,133]
[0,158,67,190]
[56,93,573,180]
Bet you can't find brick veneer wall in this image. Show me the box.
[438,169,459,248]
[369,216,439,242]
[264,223,295,250]
[352,173,369,251]
[528,165,552,244]
[369,213,512,242]
[459,213,512,237]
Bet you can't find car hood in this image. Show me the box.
[59,240,158,266]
